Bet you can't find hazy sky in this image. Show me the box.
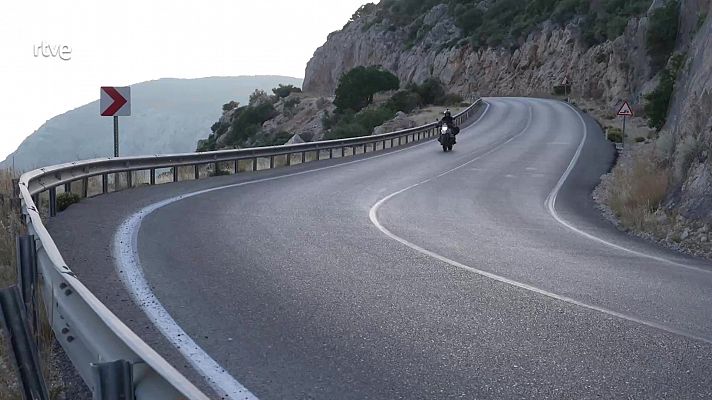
[0,0,375,161]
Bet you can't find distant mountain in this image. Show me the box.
[2,76,302,171]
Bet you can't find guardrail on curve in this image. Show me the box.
[15,99,484,398]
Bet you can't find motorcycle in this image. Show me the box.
[438,124,456,152]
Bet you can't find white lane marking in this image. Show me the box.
[112,103,494,398]
[368,99,712,345]
[525,167,537,171]
[548,103,712,275]
[115,208,258,400]
[504,174,516,178]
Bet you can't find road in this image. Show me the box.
[49,98,712,399]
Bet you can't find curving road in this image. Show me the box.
[49,98,712,399]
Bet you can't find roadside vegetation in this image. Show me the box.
[0,169,67,399]
[646,0,681,72]
[0,169,21,399]
[197,85,298,152]
[322,66,463,140]
[644,53,685,130]
[605,150,670,230]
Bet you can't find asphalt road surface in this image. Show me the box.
[49,98,712,399]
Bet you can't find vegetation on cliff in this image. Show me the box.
[356,0,654,49]
[323,67,463,140]
[197,87,284,151]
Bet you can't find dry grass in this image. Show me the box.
[0,169,66,399]
[607,150,671,231]
[0,168,21,399]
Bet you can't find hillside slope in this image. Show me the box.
[2,76,302,171]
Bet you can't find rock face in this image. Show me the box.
[205,94,335,150]
[304,3,657,109]
[664,1,712,220]
[373,111,417,135]
[262,94,335,142]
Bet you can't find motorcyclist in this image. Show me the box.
[439,109,459,143]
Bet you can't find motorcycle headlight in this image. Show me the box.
[441,126,448,133]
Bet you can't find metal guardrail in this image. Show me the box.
[15,99,484,398]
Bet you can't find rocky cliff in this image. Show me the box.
[304,3,658,108]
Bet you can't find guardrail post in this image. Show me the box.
[91,360,133,400]
[150,169,156,185]
[64,183,71,193]
[82,178,89,198]
[351,146,356,156]
[16,235,38,335]
[329,149,333,159]
[316,149,320,161]
[194,165,200,180]
[252,158,257,171]
[234,159,239,173]
[126,171,132,188]
[11,178,20,211]
[372,142,377,152]
[0,286,50,400]
[173,167,178,182]
[341,147,345,158]
[269,156,274,169]
[301,152,306,164]
[286,154,292,166]
[48,187,57,217]
[102,174,109,194]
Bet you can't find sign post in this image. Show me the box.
[562,77,571,102]
[100,86,131,157]
[617,101,633,147]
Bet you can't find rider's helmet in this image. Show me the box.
[444,109,452,118]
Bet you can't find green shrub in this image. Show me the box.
[334,66,400,112]
[410,78,445,105]
[285,97,301,108]
[272,84,302,98]
[646,0,681,72]
[325,107,394,140]
[253,131,294,147]
[386,90,422,113]
[229,102,278,143]
[57,192,80,212]
[607,127,623,143]
[222,101,239,112]
[326,121,368,140]
[644,54,685,130]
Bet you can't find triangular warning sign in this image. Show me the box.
[617,101,633,117]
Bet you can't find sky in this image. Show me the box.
[0,0,376,161]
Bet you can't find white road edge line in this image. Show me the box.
[112,101,493,399]
[368,99,712,345]
[549,103,712,274]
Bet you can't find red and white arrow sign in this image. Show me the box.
[100,86,131,116]
[617,101,633,117]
